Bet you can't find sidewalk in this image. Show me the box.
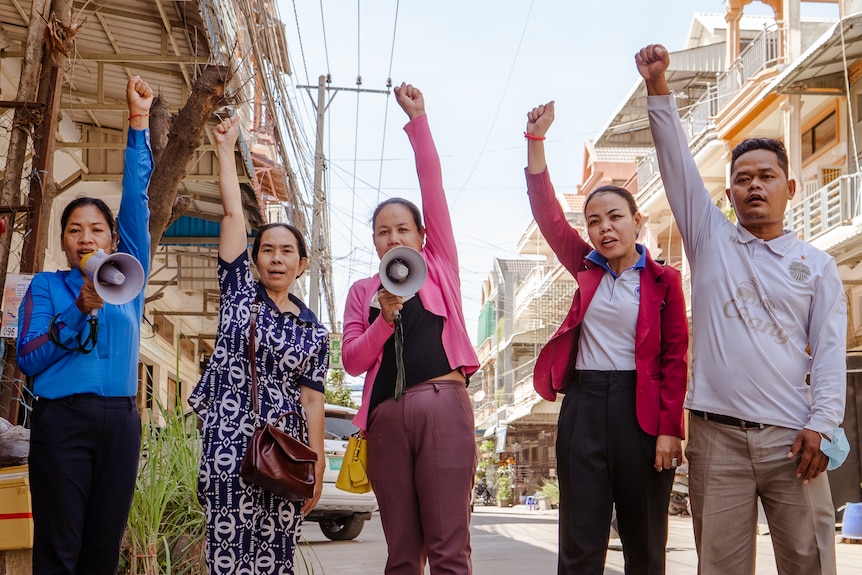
[501,504,862,574]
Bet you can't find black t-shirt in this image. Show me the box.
[368,292,451,412]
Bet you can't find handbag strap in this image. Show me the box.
[249,298,261,417]
[247,299,308,438]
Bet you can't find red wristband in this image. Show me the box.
[524,132,545,141]
[128,113,150,121]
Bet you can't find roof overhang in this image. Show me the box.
[595,43,726,147]
[771,14,862,96]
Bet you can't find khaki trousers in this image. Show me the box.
[687,414,836,575]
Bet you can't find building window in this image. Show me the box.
[801,109,838,163]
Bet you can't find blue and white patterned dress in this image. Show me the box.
[189,252,329,575]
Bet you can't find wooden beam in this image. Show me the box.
[0,101,44,110]
[152,311,218,318]
[1,51,203,64]
[56,141,216,150]
[71,1,186,28]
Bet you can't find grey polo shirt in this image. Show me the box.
[647,94,846,433]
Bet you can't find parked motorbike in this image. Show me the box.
[668,463,690,516]
[474,479,495,506]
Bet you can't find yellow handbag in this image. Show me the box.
[336,432,372,494]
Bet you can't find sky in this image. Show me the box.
[276,0,841,347]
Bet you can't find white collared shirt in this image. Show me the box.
[648,94,846,433]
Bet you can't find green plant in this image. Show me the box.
[495,472,512,502]
[123,402,205,575]
[539,477,559,505]
[324,369,357,408]
[296,537,324,574]
[720,198,737,223]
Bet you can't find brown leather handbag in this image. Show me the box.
[239,300,317,501]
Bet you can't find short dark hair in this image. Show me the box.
[251,223,308,263]
[583,185,639,216]
[60,197,116,237]
[730,138,789,178]
[371,198,423,230]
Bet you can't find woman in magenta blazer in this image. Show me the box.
[525,101,688,575]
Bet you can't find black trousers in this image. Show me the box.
[556,370,674,575]
[29,394,141,575]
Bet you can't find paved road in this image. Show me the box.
[297,505,862,574]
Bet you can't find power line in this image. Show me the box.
[374,0,400,209]
[290,0,311,86]
[318,0,332,75]
[451,0,535,207]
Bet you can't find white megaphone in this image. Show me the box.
[379,246,428,297]
[80,249,146,306]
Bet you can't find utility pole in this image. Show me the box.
[296,75,390,319]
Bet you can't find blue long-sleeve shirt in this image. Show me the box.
[17,128,153,398]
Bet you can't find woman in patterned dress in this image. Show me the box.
[189,116,329,575]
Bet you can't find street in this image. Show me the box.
[297,505,862,574]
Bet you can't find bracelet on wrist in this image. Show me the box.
[128,113,150,121]
[524,132,545,141]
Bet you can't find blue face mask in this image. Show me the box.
[820,428,850,471]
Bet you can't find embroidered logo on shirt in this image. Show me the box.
[788,258,812,282]
[722,277,787,345]
[634,286,641,301]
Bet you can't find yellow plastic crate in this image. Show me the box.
[0,465,33,550]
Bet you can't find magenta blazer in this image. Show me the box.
[527,169,688,438]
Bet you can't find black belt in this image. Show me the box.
[689,409,768,431]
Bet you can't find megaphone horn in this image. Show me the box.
[379,246,428,298]
[80,249,146,306]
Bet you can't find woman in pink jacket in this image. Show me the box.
[525,101,688,575]
[342,83,479,575]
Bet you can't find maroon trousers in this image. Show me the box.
[366,380,477,575]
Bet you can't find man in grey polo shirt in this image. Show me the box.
[636,44,847,574]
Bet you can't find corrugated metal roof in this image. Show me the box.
[770,14,862,95]
[496,258,543,275]
[592,146,654,163]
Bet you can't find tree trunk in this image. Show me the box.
[21,0,75,275]
[147,66,230,261]
[0,0,58,423]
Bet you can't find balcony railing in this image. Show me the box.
[784,173,862,242]
[514,265,553,318]
[513,373,535,405]
[716,25,781,111]
[637,86,719,192]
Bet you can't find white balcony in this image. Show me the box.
[716,25,781,111]
[784,173,862,243]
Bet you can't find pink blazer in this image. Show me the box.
[527,169,688,438]
[343,114,479,431]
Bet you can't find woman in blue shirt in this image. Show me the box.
[17,76,154,575]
